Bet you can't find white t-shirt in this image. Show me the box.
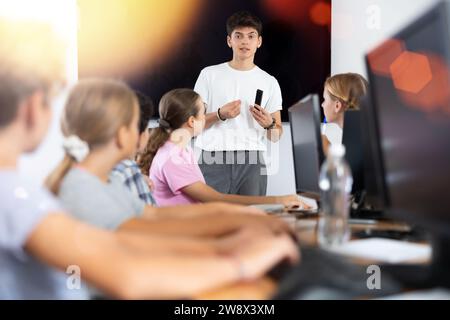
[194,62,283,151]
[321,122,343,146]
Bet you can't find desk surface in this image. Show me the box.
[198,214,428,300]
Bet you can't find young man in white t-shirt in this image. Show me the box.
[194,11,283,196]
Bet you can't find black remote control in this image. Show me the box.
[254,89,263,107]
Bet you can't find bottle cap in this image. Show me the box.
[329,144,346,157]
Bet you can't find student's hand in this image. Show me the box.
[215,226,274,255]
[199,202,296,236]
[219,100,241,119]
[231,233,300,280]
[228,211,296,237]
[276,195,312,210]
[249,105,274,128]
[194,202,265,217]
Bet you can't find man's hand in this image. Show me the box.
[249,105,273,129]
[219,100,241,119]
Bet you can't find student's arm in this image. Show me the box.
[25,213,298,299]
[115,231,218,255]
[119,210,294,238]
[266,111,283,142]
[141,202,264,220]
[204,100,241,129]
[114,225,272,256]
[249,107,283,142]
[204,112,220,129]
[182,182,310,209]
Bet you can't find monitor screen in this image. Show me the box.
[359,95,389,209]
[365,1,450,235]
[342,110,365,194]
[288,94,324,195]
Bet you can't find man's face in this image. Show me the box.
[227,26,262,60]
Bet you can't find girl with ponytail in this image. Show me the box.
[140,88,312,209]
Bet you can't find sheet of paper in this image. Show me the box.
[327,238,431,264]
[298,195,318,209]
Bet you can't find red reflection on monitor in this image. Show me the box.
[367,39,405,77]
[396,53,450,114]
[390,51,432,94]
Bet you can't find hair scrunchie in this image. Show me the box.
[63,135,90,162]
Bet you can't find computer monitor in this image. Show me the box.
[366,0,450,284]
[342,110,365,194]
[288,94,325,196]
[359,94,389,210]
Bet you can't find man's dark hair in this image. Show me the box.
[135,91,155,134]
[226,11,263,36]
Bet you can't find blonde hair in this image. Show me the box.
[46,78,138,194]
[325,73,368,110]
[0,19,66,127]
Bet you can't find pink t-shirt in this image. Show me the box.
[149,141,205,206]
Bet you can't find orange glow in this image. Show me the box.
[77,0,203,78]
[396,53,450,114]
[263,0,311,25]
[368,39,405,77]
[310,2,331,26]
[0,0,77,82]
[390,51,432,94]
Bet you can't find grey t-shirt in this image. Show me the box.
[59,168,145,230]
[0,170,88,299]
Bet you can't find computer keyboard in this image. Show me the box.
[271,247,402,299]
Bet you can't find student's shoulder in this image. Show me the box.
[112,159,139,175]
[62,167,89,183]
[255,66,279,83]
[160,144,192,169]
[0,171,44,196]
[0,171,62,214]
[59,168,98,196]
[199,62,229,76]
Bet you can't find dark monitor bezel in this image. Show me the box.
[288,94,325,196]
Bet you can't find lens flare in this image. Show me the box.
[77,0,204,78]
[368,39,405,77]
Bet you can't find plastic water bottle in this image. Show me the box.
[318,144,353,248]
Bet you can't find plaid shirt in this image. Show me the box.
[111,159,157,206]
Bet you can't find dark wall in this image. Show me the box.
[80,0,331,121]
